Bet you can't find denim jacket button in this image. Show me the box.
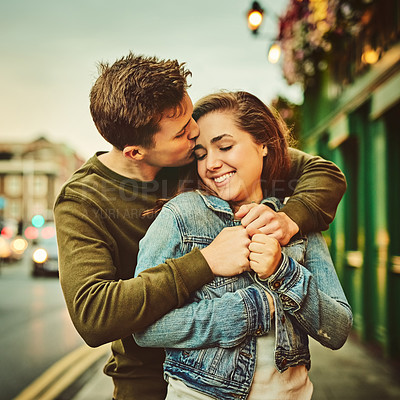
[272,280,282,289]
[281,358,287,367]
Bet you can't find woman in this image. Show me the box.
[134,91,352,400]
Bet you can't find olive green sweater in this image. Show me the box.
[54,148,346,400]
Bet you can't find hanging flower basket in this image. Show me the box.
[278,0,377,88]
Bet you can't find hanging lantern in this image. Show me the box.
[247,1,264,34]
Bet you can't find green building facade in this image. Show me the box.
[277,0,400,358]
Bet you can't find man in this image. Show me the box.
[54,53,346,400]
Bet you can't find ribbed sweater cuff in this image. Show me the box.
[280,198,314,235]
[170,248,214,295]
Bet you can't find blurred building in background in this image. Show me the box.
[275,0,400,359]
[0,136,84,228]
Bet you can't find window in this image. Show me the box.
[5,175,22,197]
[33,175,47,197]
[8,200,22,220]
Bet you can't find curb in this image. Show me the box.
[14,344,109,400]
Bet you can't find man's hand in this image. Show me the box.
[200,226,251,276]
[235,203,299,245]
[249,234,282,280]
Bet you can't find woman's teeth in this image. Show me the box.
[214,172,235,183]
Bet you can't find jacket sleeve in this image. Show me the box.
[280,148,347,234]
[54,197,214,348]
[134,285,271,349]
[134,205,271,349]
[255,233,353,350]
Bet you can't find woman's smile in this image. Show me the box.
[212,171,236,185]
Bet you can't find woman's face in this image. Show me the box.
[194,111,266,206]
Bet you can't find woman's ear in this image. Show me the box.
[262,145,268,157]
[123,145,145,161]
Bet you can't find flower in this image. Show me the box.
[278,0,375,87]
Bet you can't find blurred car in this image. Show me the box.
[31,224,59,277]
[0,219,28,262]
[0,236,12,260]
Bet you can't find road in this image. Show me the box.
[0,256,84,400]
[2,255,400,400]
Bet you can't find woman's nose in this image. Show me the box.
[206,153,222,171]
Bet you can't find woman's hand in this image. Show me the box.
[249,234,282,280]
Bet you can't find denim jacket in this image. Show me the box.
[134,191,352,400]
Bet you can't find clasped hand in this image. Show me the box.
[201,203,294,279]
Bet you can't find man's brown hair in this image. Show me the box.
[90,52,192,150]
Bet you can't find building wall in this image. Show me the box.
[300,43,400,358]
[0,137,84,228]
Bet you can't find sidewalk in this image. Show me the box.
[65,333,400,400]
[308,334,400,400]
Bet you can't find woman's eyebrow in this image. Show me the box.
[210,134,233,144]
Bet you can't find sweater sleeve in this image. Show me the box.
[280,148,347,234]
[54,196,214,348]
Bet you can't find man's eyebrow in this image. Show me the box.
[210,134,233,144]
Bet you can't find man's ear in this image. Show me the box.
[123,145,145,161]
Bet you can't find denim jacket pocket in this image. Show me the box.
[181,236,212,255]
[166,339,253,384]
[206,275,240,289]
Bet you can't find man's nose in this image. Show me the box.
[187,118,200,140]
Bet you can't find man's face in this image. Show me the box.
[142,93,199,168]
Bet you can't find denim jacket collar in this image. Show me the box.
[197,190,282,216]
[196,190,234,216]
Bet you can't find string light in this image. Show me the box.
[268,43,281,63]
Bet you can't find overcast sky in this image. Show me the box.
[0,0,302,159]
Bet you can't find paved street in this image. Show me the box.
[309,335,400,399]
[5,257,400,400]
[61,333,400,400]
[0,257,84,400]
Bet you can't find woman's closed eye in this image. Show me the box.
[219,145,232,152]
[194,151,207,161]
[195,145,233,160]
